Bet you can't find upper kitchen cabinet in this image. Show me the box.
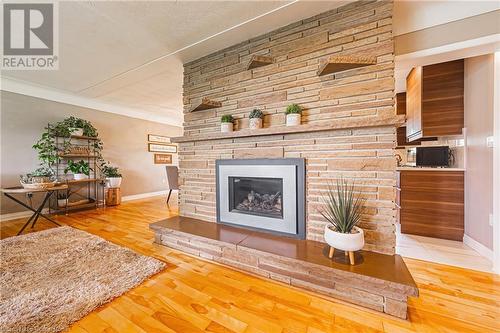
[405,59,464,142]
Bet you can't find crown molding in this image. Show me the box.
[0,77,183,127]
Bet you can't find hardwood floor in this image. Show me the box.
[1,196,499,333]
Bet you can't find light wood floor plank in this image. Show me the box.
[1,196,499,333]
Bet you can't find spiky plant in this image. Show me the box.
[249,109,264,119]
[319,178,365,233]
[221,115,234,123]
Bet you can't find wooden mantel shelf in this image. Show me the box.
[317,56,377,76]
[172,115,404,143]
[247,55,273,70]
[189,98,222,113]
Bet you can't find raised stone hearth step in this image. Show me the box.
[150,216,418,319]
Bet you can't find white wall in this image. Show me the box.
[464,54,495,250]
[393,1,500,36]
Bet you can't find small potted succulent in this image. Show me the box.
[320,178,366,265]
[249,109,264,130]
[221,115,234,133]
[285,103,302,126]
[64,160,92,180]
[102,164,122,188]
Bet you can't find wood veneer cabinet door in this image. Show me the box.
[405,60,464,142]
[421,59,464,137]
[406,67,423,141]
[400,170,464,241]
[396,92,406,115]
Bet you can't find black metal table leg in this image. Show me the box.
[30,191,54,229]
[4,192,60,227]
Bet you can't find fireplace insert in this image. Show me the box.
[216,158,305,239]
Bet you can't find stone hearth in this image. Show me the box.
[151,217,418,319]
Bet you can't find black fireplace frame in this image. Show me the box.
[216,158,306,239]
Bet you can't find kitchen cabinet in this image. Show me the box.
[399,170,464,241]
[405,59,464,142]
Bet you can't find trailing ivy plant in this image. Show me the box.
[53,116,99,137]
[32,127,59,170]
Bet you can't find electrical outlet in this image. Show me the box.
[486,136,494,148]
[490,214,494,227]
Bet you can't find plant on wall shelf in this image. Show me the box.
[320,178,366,265]
[64,160,92,180]
[220,114,234,133]
[249,109,264,130]
[285,104,302,126]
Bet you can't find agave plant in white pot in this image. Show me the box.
[248,109,264,129]
[320,178,365,265]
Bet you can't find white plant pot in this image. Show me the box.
[249,118,262,130]
[106,177,122,188]
[286,113,301,126]
[324,225,364,252]
[58,199,68,208]
[73,173,88,180]
[69,128,84,136]
[221,122,233,133]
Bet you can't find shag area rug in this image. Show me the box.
[0,226,165,333]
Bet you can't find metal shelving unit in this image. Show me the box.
[49,132,105,214]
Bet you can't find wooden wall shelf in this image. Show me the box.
[190,98,222,112]
[172,115,404,143]
[317,56,377,76]
[247,55,273,70]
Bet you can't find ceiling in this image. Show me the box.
[1,0,351,126]
[2,1,498,126]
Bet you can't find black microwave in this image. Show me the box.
[416,146,449,167]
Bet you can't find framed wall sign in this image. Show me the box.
[148,143,177,153]
[154,154,172,164]
[148,134,170,143]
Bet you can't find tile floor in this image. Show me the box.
[396,224,493,273]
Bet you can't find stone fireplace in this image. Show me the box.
[216,158,305,238]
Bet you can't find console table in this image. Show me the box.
[1,185,68,235]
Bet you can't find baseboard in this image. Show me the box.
[463,234,494,262]
[0,208,50,222]
[122,190,173,202]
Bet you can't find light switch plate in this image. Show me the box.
[486,136,494,148]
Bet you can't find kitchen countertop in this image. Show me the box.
[396,167,465,171]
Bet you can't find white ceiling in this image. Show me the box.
[2,1,498,125]
[1,0,351,126]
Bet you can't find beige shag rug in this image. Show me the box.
[0,226,165,333]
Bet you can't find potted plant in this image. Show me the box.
[53,116,99,137]
[319,178,366,265]
[285,103,302,126]
[221,115,234,133]
[102,164,122,188]
[20,167,56,189]
[249,109,264,130]
[64,160,92,180]
[57,190,70,208]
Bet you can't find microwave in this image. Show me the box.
[416,146,449,167]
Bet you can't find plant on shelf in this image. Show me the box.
[285,103,302,126]
[57,189,71,208]
[53,116,99,137]
[64,160,93,180]
[220,114,234,133]
[249,109,264,130]
[102,164,122,188]
[319,178,366,265]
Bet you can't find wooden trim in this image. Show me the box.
[172,115,404,143]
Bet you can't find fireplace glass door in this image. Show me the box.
[229,177,283,218]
